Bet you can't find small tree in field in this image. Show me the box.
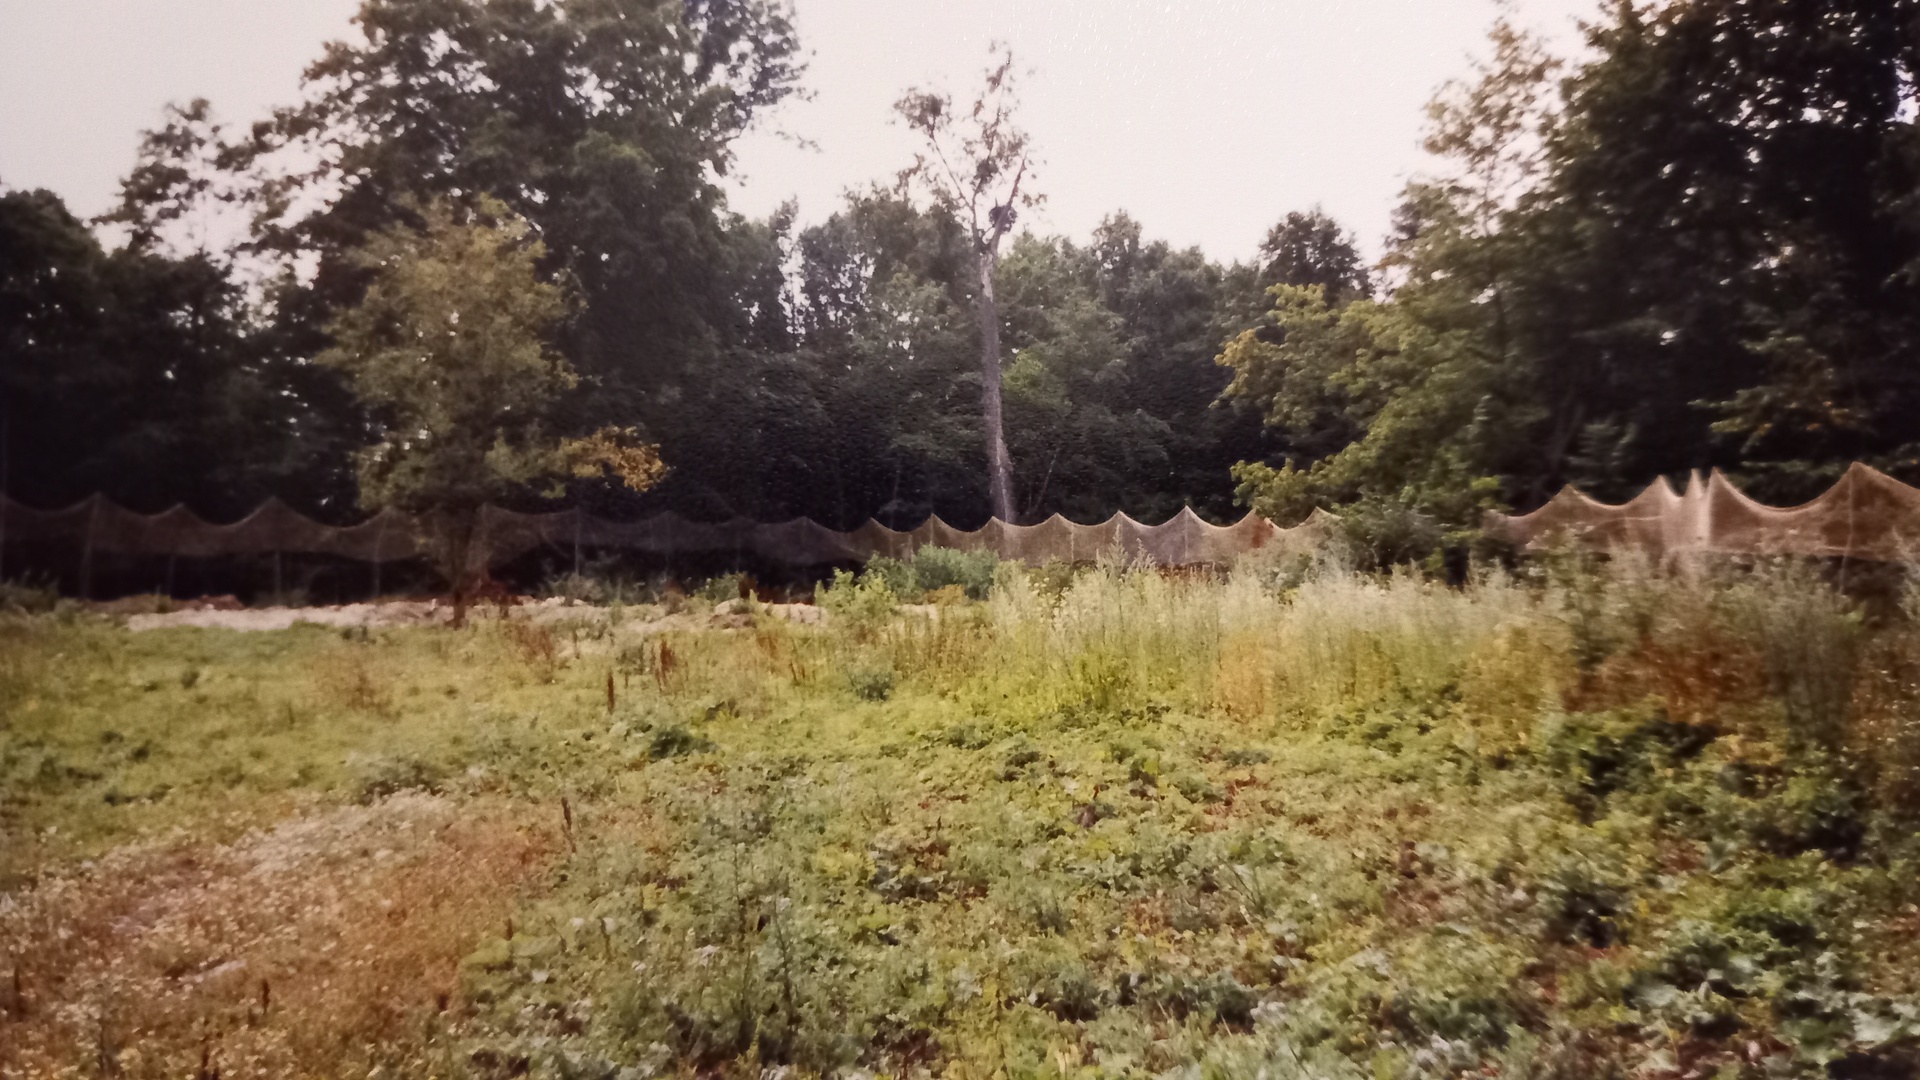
[895,45,1041,524]
[319,197,663,622]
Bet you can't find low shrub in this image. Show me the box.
[860,554,917,597]
[1539,854,1631,947]
[815,567,897,633]
[847,664,896,701]
[646,722,715,760]
[694,571,750,605]
[1718,559,1863,753]
[0,576,60,615]
[909,546,1000,600]
[1545,706,1721,821]
[346,752,446,802]
[856,546,1000,602]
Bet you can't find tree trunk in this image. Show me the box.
[449,536,472,629]
[435,508,479,629]
[976,248,1017,523]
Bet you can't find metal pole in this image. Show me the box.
[273,550,284,603]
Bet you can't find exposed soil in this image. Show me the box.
[122,596,829,632]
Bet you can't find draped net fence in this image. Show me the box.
[1496,462,1920,563]
[0,495,1330,578]
[4,462,1918,590]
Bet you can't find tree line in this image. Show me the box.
[3,0,1916,564]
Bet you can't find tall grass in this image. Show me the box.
[799,559,1550,733]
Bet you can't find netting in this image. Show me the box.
[12,463,1912,582]
[1495,462,1920,562]
[0,496,1323,572]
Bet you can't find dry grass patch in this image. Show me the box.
[1,793,556,1079]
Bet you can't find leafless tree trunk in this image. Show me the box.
[977,246,1016,522]
[894,45,1039,525]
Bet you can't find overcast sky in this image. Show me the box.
[0,0,1598,263]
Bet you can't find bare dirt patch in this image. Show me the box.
[123,596,828,632]
[124,599,459,632]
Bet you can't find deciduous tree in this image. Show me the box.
[317,197,662,619]
[1257,209,1371,302]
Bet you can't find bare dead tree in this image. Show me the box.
[895,45,1041,523]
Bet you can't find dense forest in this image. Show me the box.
[3,0,1917,549]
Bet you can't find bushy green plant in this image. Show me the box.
[908,546,1000,600]
[345,752,446,802]
[1544,706,1720,821]
[1028,557,1084,599]
[846,664,896,701]
[1334,494,1445,572]
[1541,545,1621,676]
[814,567,897,632]
[856,546,1000,602]
[1719,559,1862,753]
[859,555,917,597]
[0,576,61,615]
[1231,541,1333,595]
[694,571,750,605]
[645,722,714,759]
[1538,853,1631,947]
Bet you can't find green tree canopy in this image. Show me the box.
[1257,209,1371,302]
[1532,0,1920,500]
[1226,0,1920,566]
[317,197,662,604]
[0,187,334,518]
[219,0,805,487]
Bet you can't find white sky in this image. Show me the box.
[0,0,1598,263]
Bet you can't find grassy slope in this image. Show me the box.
[3,564,1919,1079]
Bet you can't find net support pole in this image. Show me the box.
[79,495,98,600]
[371,515,386,601]
[0,410,9,584]
[1840,469,1858,592]
[573,509,582,578]
[273,550,284,603]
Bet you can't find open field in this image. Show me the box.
[5,560,1920,1079]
